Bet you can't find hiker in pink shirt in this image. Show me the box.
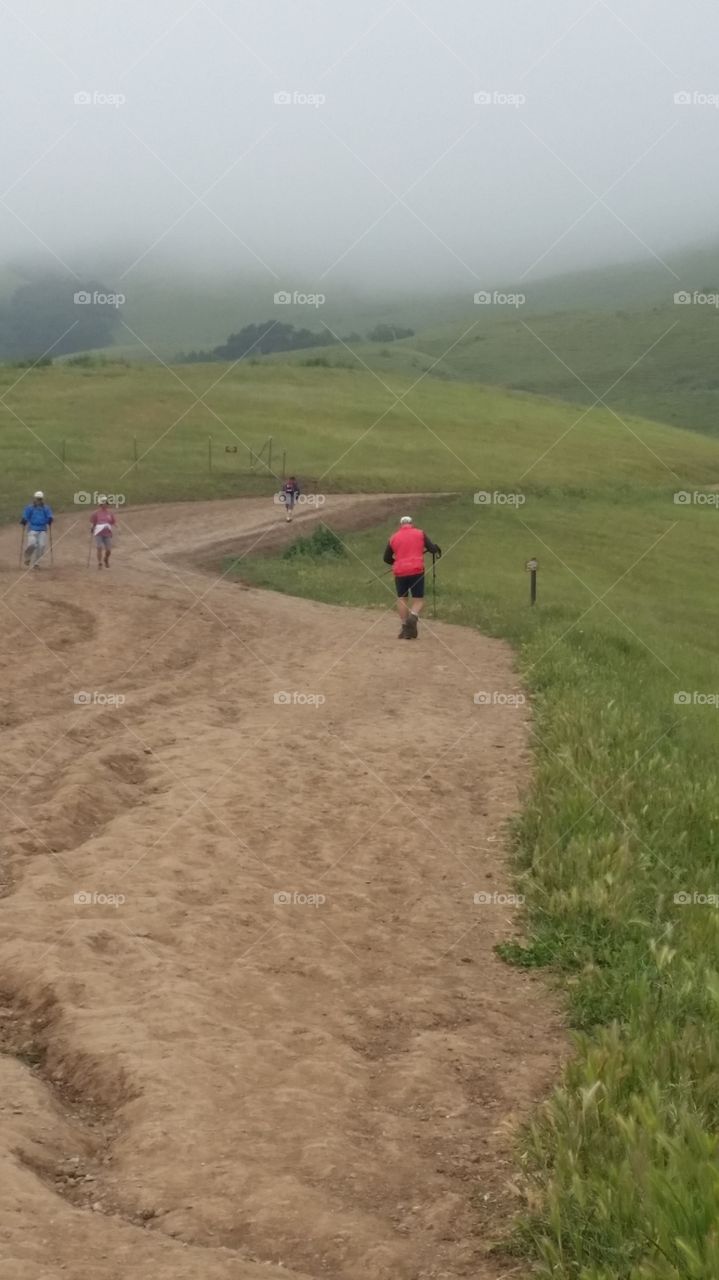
[90,497,116,570]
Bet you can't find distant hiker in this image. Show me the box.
[282,476,301,522]
[20,490,53,568]
[383,515,441,640]
[90,497,116,569]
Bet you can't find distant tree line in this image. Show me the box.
[0,274,122,361]
[180,319,415,363]
[366,323,415,342]
[181,321,337,363]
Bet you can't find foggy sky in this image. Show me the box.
[2,0,718,294]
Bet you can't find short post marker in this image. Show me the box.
[526,557,538,606]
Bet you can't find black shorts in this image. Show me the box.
[395,573,425,599]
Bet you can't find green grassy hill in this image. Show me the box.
[8,240,719,444]
[1,360,718,523]
[148,239,718,438]
[260,293,719,440]
[74,236,719,358]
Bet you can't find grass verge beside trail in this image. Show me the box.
[231,491,719,1280]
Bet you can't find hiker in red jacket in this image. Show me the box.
[383,515,441,640]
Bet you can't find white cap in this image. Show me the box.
[98,495,108,504]
[400,515,412,525]
[34,490,44,499]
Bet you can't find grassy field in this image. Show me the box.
[2,358,719,526]
[6,355,719,1274]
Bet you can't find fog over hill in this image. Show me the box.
[2,0,719,304]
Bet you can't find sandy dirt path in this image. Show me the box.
[0,496,564,1280]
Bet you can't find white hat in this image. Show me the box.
[400,515,412,525]
[34,490,44,499]
[98,494,108,504]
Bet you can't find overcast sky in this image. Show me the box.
[1,0,718,293]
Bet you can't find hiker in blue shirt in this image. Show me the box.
[20,490,53,568]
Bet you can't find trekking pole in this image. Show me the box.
[364,567,394,586]
[86,531,93,568]
[432,553,437,618]
[49,525,54,567]
[18,526,24,568]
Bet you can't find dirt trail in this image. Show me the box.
[0,496,564,1280]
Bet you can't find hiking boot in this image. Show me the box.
[398,620,411,639]
[405,613,419,639]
